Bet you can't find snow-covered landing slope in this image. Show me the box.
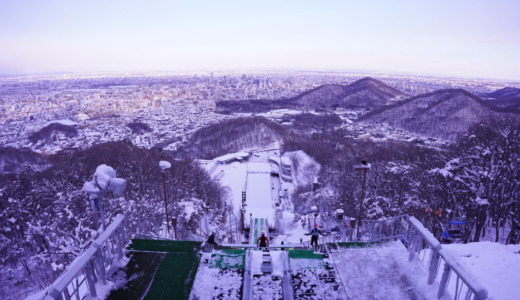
[331,241,438,300]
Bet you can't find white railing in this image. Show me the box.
[42,214,128,300]
[407,216,488,300]
[303,215,489,300]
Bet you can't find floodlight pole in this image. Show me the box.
[99,194,106,230]
[159,161,172,238]
[93,175,107,231]
[354,161,370,231]
[161,170,171,236]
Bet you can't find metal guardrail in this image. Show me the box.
[42,214,128,300]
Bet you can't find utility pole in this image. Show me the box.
[354,160,370,229]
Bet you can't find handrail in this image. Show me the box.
[407,216,488,300]
[438,248,488,299]
[42,214,127,300]
[408,217,442,251]
[308,214,489,300]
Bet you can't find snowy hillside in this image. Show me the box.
[361,89,519,140]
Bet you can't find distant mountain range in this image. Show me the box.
[484,87,520,111]
[287,77,406,108]
[217,78,519,141]
[216,77,405,113]
[359,89,520,141]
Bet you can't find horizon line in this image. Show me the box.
[0,68,518,84]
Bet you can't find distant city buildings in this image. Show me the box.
[0,71,512,154]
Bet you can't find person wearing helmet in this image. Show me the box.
[305,224,326,247]
[257,232,269,248]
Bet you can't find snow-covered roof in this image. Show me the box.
[214,152,250,163]
[247,162,271,173]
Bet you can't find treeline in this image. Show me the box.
[0,146,49,173]
[177,116,287,159]
[127,121,153,134]
[216,98,301,114]
[28,123,78,144]
[287,117,520,244]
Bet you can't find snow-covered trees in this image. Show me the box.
[430,119,520,242]
[0,141,223,298]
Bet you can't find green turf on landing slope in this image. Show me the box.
[127,239,201,253]
[143,252,200,300]
[289,250,324,260]
[336,241,383,248]
[209,249,245,269]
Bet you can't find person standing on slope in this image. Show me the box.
[257,232,269,249]
[306,224,326,247]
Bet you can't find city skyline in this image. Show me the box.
[1,0,519,81]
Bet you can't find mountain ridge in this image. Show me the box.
[216,77,405,113]
[359,89,520,141]
[485,87,520,111]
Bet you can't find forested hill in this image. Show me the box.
[216,77,405,113]
[176,116,287,160]
[290,77,406,108]
[359,89,520,141]
[485,87,520,111]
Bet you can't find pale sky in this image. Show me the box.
[1,0,519,80]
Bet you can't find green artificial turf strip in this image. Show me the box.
[143,252,200,300]
[106,252,164,300]
[336,241,383,248]
[127,239,201,253]
[209,249,245,269]
[288,250,323,260]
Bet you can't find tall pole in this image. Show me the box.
[358,168,368,227]
[99,194,106,231]
[162,171,170,235]
[354,161,370,234]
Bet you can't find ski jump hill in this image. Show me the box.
[39,151,489,300]
[39,214,489,300]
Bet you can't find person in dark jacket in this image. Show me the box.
[257,232,269,248]
[305,224,326,246]
[207,232,217,245]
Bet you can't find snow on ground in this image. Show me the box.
[283,150,320,187]
[442,241,520,300]
[216,161,247,217]
[245,162,275,226]
[46,119,78,126]
[332,241,439,300]
[251,250,284,276]
[272,215,311,245]
[190,252,244,299]
[252,274,282,300]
